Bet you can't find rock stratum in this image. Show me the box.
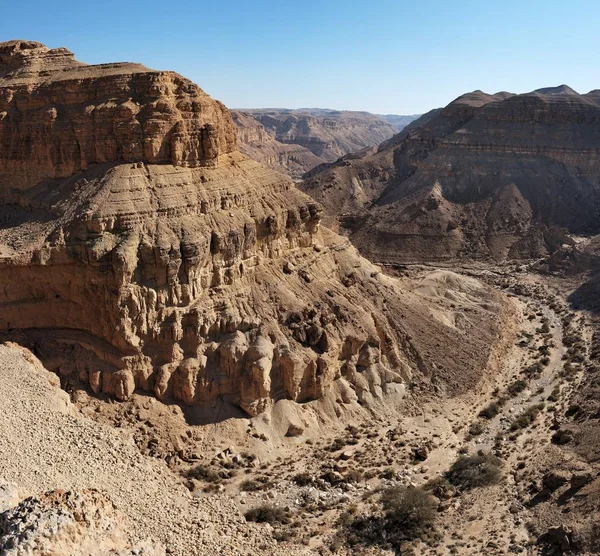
[302,86,600,263]
[233,108,417,176]
[0,40,504,418]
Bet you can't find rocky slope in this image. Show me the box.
[0,342,284,555]
[233,108,417,176]
[0,40,504,422]
[302,86,600,262]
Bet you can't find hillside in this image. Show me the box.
[302,86,600,262]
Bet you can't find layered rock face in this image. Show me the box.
[233,108,410,176]
[302,87,600,262]
[0,41,504,417]
[0,40,236,195]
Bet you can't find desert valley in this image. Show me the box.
[0,32,599,556]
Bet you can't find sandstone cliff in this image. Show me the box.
[302,87,600,262]
[0,40,503,418]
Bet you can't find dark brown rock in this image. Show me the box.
[302,87,600,262]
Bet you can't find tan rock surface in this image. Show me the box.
[0,40,236,195]
[0,40,506,418]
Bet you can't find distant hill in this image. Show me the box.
[302,86,600,262]
[377,113,422,130]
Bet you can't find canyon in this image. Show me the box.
[1,39,600,556]
[0,40,499,420]
[233,108,418,176]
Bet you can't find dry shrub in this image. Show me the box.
[446,454,503,489]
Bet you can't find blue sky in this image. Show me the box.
[2,0,599,114]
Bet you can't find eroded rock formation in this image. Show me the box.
[0,40,504,417]
[302,87,600,262]
[0,39,236,195]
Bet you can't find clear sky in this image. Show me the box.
[2,0,599,114]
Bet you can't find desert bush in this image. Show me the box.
[468,422,486,436]
[507,379,528,396]
[344,468,364,483]
[334,486,439,551]
[239,476,271,491]
[446,454,503,489]
[381,486,438,530]
[522,362,544,379]
[379,468,395,480]
[186,464,222,483]
[327,438,346,452]
[478,402,501,419]
[244,505,291,524]
[293,472,313,486]
[546,386,560,401]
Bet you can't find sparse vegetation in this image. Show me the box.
[186,464,223,483]
[239,476,271,491]
[478,402,501,419]
[468,421,485,436]
[507,379,528,396]
[336,486,439,550]
[510,403,545,431]
[293,472,313,486]
[381,486,437,530]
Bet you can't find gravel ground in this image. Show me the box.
[0,343,296,555]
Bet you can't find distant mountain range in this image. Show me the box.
[232,108,420,176]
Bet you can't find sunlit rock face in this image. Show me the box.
[0,41,503,416]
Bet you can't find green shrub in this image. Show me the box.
[186,464,222,483]
[468,422,486,436]
[506,379,528,396]
[510,403,545,431]
[334,486,439,551]
[380,486,438,531]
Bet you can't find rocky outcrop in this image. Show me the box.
[302,87,600,262]
[0,41,505,417]
[233,108,410,176]
[0,40,236,195]
[0,489,165,555]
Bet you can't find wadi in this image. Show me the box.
[0,38,599,556]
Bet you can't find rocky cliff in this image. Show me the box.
[233,108,413,176]
[0,40,504,418]
[302,86,600,262]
